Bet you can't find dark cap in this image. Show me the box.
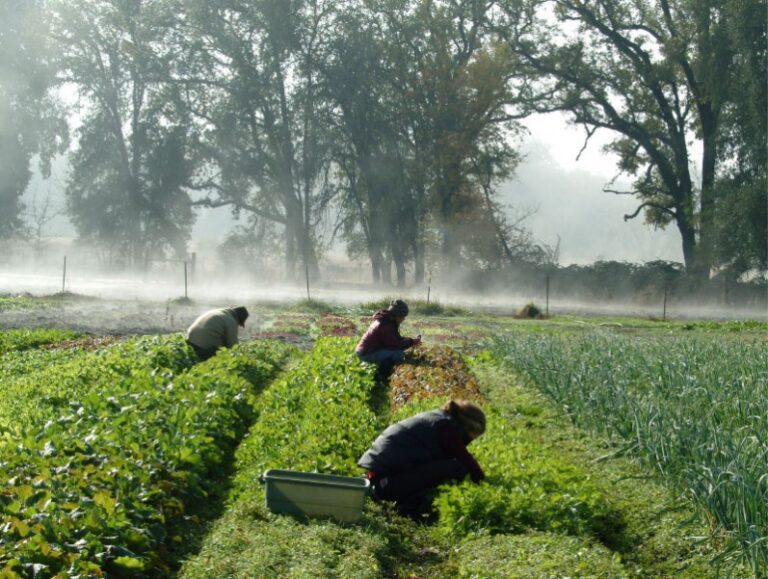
[387,299,409,317]
[233,306,249,326]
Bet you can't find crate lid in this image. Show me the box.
[263,469,371,491]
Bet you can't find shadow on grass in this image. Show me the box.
[160,438,243,578]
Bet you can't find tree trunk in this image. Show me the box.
[381,255,392,285]
[441,225,460,270]
[370,253,382,283]
[284,203,298,280]
[676,211,698,277]
[393,242,406,287]
[698,108,717,277]
[413,241,425,285]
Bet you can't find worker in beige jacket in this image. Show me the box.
[186,306,249,360]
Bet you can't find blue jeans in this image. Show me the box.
[356,349,405,364]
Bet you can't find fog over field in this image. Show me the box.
[5,132,759,323]
[17,134,683,267]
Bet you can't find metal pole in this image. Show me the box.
[663,281,668,320]
[545,273,550,317]
[184,261,188,299]
[62,256,67,293]
[305,264,310,300]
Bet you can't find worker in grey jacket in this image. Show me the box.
[186,306,249,360]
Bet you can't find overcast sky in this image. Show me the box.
[510,113,682,265]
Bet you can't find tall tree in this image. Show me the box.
[496,0,765,278]
[390,0,522,270]
[711,0,767,276]
[322,2,422,285]
[0,0,67,238]
[52,0,195,267]
[327,0,523,283]
[183,0,337,280]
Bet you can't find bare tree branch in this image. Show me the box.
[623,202,676,221]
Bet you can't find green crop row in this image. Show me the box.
[182,340,665,578]
[232,338,379,487]
[387,397,629,577]
[389,349,619,542]
[177,338,739,577]
[0,335,196,434]
[433,411,619,541]
[180,337,394,578]
[0,347,87,382]
[0,329,83,355]
[0,296,47,312]
[0,339,291,577]
[489,333,768,576]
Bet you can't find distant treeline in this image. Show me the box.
[2,0,765,285]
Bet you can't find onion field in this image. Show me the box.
[490,334,768,576]
[0,295,764,577]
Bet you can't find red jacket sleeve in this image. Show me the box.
[439,423,485,482]
[376,322,415,350]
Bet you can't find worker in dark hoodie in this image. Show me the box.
[355,299,421,373]
[186,306,249,361]
[359,399,486,519]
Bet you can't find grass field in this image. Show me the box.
[0,294,764,577]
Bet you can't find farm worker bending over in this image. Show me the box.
[358,399,486,519]
[355,299,421,373]
[186,306,249,361]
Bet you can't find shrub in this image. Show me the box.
[516,302,542,319]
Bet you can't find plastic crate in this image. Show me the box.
[262,469,370,523]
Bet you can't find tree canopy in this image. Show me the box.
[4,0,764,280]
[495,0,767,278]
[0,0,67,239]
